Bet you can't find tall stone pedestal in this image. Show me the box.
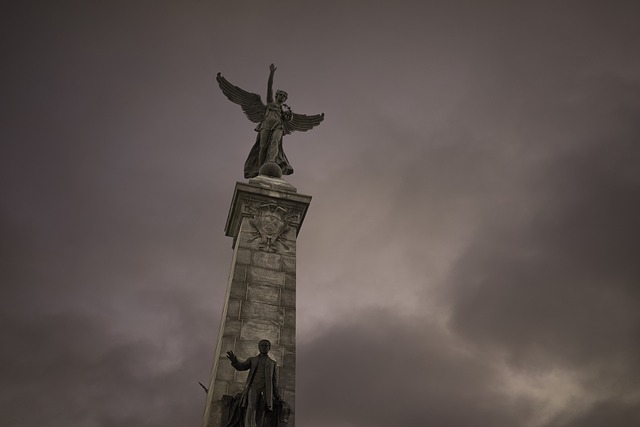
[202,175,311,427]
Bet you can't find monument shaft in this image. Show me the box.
[203,176,311,427]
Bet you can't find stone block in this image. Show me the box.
[235,339,259,359]
[228,380,245,396]
[229,280,246,299]
[241,301,284,326]
[278,232,296,257]
[208,402,221,426]
[240,319,280,343]
[280,389,295,412]
[223,319,241,337]
[216,359,236,381]
[236,247,252,265]
[281,255,296,273]
[247,283,280,306]
[232,264,247,282]
[248,267,285,287]
[252,251,282,269]
[284,308,295,329]
[283,351,296,371]
[284,273,296,290]
[280,289,295,308]
[212,379,228,400]
[279,327,296,347]
[220,335,236,354]
[226,298,242,320]
[279,367,295,392]
[237,229,258,249]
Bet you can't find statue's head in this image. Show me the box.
[258,339,271,355]
[275,90,288,103]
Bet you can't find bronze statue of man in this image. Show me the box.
[226,340,281,427]
[216,64,324,178]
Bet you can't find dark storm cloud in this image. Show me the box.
[297,309,529,427]
[0,309,210,427]
[444,103,640,408]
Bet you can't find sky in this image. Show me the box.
[2,1,640,426]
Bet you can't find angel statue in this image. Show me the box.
[216,64,325,179]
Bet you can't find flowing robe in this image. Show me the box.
[244,103,293,178]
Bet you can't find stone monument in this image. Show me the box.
[202,64,323,427]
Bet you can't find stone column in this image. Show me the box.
[202,175,311,427]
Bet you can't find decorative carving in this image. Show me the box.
[245,201,297,253]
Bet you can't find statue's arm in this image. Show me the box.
[267,64,276,103]
[226,351,251,371]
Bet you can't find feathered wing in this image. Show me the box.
[282,112,325,135]
[216,73,266,124]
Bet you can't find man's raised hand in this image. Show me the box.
[226,350,238,363]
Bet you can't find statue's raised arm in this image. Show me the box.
[216,64,325,179]
[266,63,276,103]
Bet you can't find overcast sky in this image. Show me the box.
[2,1,640,426]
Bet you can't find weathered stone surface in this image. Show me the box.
[236,247,252,265]
[280,389,295,411]
[246,283,280,306]
[222,319,241,337]
[268,344,284,365]
[283,350,296,371]
[209,404,221,425]
[234,340,259,360]
[241,301,284,326]
[237,229,258,249]
[247,266,285,287]
[279,367,295,391]
[252,251,282,269]
[229,280,246,299]
[232,264,247,282]
[284,308,295,329]
[240,320,280,343]
[220,336,236,355]
[279,327,296,347]
[281,289,295,308]
[284,273,296,290]
[277,228,297,256]
[216,359,236,381]
[212,380,228,400]
[281,255,296,273]
[228,381,245,396]
[225,298,241,320]
[234,370,249,385]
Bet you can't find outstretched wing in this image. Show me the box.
[282,112,325,135]
[216,73,266,124]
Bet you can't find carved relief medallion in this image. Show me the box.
[246,202,294,253]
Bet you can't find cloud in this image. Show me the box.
[443,76,640,424]
[297,308,527,427]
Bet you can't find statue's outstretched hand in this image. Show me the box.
[270,63,277,73]
[226,350,238,364]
